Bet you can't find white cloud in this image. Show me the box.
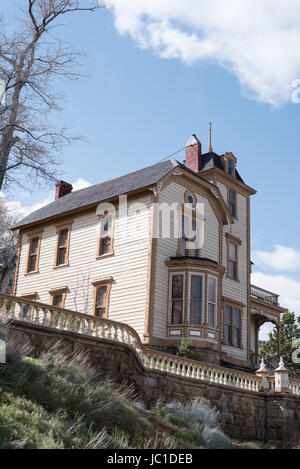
[106,0,300,106]
[72,178,92,192]
[253,245,300,272]
[251,271,300,314]
[1,178,92,220]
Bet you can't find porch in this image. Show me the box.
[250,284,287,369]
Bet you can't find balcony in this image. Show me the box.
[250,285,279,306]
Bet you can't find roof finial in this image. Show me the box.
[208,122,213,153]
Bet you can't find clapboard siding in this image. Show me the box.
[217,182,249,360]
[16,195,152,338]
[153,181,220,338]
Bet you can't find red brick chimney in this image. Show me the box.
[185,134,202,173]
[55,180,73,200]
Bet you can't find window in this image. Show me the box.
[54,224,71,267]
[224,306,232,345]
[93,278,113,318]
[178,217,198,257]
[208,276,217,328]
[21,292,38,319]
[26,232,42,274]
[228,189,236,217]
[224,305,241,347]
[189,274,203,325]
[171,275,184,324]
[49,287,67,308]
[228,241,238,280]
[227,158,235,176]
[98,213,114,257]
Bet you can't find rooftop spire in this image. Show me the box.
[208,122,213,153]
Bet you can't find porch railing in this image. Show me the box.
[251,284,279,306]
[0,293,299,396]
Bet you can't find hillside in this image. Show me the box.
[0,329,261,449]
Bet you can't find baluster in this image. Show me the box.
[155,356,161,370]
[50,310,56,328]
[34,307,40,324]
[17,302,23,320]
[126,330,131,344]
[80,318,86,334]
[149,355,155,369]
[107,325,112,340]
[10,302,16,319]
[120,327,125,343]
[100,323,106,338]
[65,314,71,331]
[58,313,64,330]
[114,325,119,341]
[86,319,92,335]
[42,308,48,326]
[171,360,177,374]
[94,320,100,337]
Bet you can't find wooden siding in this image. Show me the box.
[217,182,249,360]
[153,181,220,339]
[16,195,152,338]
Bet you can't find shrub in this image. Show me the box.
[203,427,231,449]
[157,397,231,449]
[166,338,203,361]
[160,397,220,432]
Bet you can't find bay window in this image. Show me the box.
[189,274,203,325]
[208,276,217,327]
[171,274,184,324]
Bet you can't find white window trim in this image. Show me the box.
[188,272,204,326]
[207,275,218,328]
[169,272,185,325]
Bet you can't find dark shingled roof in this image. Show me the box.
[13,150,246,230]
[199,151,245,183]
[13,159,185,229]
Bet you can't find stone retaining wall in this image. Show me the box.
[6,321,300,448]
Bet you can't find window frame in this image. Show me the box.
[49,286,68,308]
[25,230,43,274]
[92,277,113,319]
[54,222,72,268]
[223,302,242,348]
[97,212,115,258]
[227,158,235,177]
[228,188,237,218]
[178,214,200,258]
[170,272,185,325]
[188,272,204,326]
[20,292,38,319]
[226,234,241,282]
[207,275,217,328]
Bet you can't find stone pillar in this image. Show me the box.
[256,358,270,390]
[274,357,290,393]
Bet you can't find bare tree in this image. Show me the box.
[0,0,101,191]
[0,196,18,292]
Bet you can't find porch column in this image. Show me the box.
[277,322,281,359]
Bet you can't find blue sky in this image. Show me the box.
[2,1,300,328]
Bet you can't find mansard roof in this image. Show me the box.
[13,158,217,230]
[199,151,245,183]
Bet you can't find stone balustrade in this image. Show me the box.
[1,292,299,396]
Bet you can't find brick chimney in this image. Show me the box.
[185,134,202,173]
[55,180,73,200]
